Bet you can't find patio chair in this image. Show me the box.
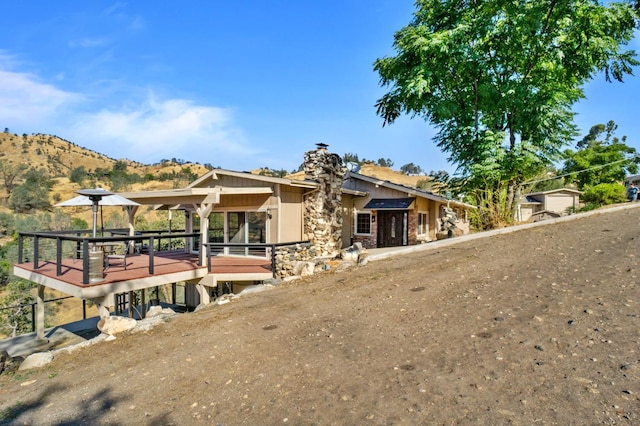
[106,240,132,270]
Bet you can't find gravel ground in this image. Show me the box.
[1,205,640,425]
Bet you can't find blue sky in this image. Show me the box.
[1,1,639,175]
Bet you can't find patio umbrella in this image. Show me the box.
[55,188,140,238]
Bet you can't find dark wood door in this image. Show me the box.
[377,211,407,247]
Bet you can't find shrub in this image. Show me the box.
[581,183,627,206]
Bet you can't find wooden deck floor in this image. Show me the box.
[14,250,273,289]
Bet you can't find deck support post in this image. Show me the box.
[90,295,112,319]
[195,283,211,306]
[141,288,147,319]
[128,291,134,318]
[36,284,46,340]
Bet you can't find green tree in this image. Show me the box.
[582,183,628,207]
[0,258,11,289]
[429,170,450,183]
[400,163,422,175]
[562,121,639,190]
[343,153,361,164]
[0,277,58,337]
[374,0,638,229]
[69,165,87,186]
[9,168,54,212]
[377,158,394,168]
[525,167,566,193]
[112,160,127,174]
[0,279,36,337]
[0,212,15,237]
[0,159,27,202]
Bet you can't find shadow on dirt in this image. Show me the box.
[0,382,172,425]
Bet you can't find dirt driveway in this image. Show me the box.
[1,205,640,425]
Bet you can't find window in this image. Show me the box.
[417,212,428,235]
[355,212,371,234]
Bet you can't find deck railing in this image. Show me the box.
[17,230,312,284]
[205,241,311,278]
[17,230,201,284]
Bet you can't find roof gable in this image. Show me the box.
[345,171,474,209]
[189,168,317,189]
[526,188,582,197]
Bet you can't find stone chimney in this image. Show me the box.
[303,143,346,257]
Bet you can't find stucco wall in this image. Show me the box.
[279,188,304,242]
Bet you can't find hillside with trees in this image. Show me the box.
[0,131,212,214]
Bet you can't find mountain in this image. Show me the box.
[0,132,212,210]
[0,132,436,214]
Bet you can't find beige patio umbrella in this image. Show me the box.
[55,188,140,238]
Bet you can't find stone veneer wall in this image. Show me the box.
[273,242,316,278]
[303,147,346,257]
[353,233,377,249]
[407,211,418,245]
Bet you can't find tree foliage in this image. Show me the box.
[581,183,628,206]
[9,168,54,212]
[0,159,27,202]
[69,165,87,186]
[0,279,36,337]
[562,121,639,190]
[400,163,423,175]
[377,158,394,167]
[343,153,361,164]
[375,0,638,228]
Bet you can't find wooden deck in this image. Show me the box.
[13,250,274,299]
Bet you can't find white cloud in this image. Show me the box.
[0,68,83,128]
[0,55,258,167]
[69,95,254,163]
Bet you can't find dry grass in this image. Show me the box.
[0,132,211,204]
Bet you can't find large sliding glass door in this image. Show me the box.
[227,211,267,255]
[196,210,267,256]
[228,212,246,255]
[247,212,266,244]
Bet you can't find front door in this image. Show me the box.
[377,210,407,247]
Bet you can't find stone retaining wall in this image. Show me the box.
[273,242,317,278]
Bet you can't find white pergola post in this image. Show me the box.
[126,205,139,236]
[195,203,213,267]
[185,211,193,252]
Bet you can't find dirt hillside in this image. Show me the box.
[1,204,639,425]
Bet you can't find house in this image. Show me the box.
[341,171,471,248]
[13,144,474,339]
[626,175,640,187]
[515,188,581,222]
